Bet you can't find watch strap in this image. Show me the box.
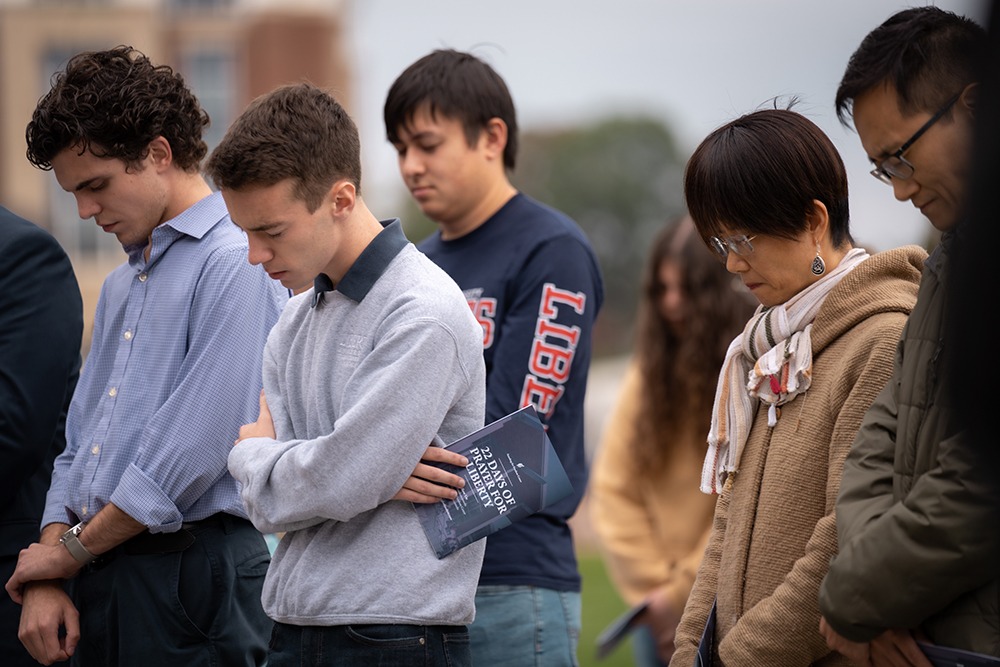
[60,523,97,564]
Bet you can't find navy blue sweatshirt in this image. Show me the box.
[419,193,604,591]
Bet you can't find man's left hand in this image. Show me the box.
[869,629,934,667]
[5,543,81,604]
[236,390,276,445]
[820,616,872,666]
[393,444,468,503]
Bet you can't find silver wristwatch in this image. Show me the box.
[59,522,97,564]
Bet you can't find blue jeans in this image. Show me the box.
[267,622,471,666]
[469,585,581,666]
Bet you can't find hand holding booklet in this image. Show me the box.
[595,600,649,659]
[413,405,573,559]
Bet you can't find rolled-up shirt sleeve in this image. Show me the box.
[45,200,286,531]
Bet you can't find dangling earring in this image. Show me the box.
[811,244,826,276]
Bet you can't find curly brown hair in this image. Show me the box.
[26,45,209,173]
[634,216,757,472]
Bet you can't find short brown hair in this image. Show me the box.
[206,83,361,211]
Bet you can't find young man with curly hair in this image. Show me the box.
[4,46,286,666]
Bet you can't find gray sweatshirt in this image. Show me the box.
[229,222,486,627]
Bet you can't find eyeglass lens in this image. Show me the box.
[870,91,961,185]
[710,235,754,259]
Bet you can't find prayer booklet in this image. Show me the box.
[414,405,573,559]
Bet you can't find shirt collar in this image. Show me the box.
[312,218,408,307]
[126,191,228,266]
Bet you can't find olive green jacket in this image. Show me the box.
[820,234,1000,656]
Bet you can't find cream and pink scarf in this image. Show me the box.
[700,248,870,494]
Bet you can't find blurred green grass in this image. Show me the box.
[579,549,634,667]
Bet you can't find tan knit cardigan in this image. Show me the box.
[669,246,925,667]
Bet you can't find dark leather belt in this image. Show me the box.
[122,527,195,555]
[85,513,238,571]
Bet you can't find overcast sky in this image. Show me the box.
[344,0,988,252]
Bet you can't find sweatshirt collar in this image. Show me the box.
[312,218,407,307]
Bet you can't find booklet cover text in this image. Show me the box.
[414,405,573,559]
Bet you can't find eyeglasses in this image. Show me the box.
[709,234,756,261]
[869,92,962,185]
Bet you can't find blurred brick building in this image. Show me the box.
[0,0,351,353]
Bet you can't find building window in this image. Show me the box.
[180,48,237,162]
[167,0,235,11]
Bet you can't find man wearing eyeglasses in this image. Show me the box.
[817,6,1000,666]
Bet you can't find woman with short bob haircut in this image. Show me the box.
[668,108,925,666]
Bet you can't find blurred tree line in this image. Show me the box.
[398,115,688,358]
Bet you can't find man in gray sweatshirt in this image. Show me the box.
[205,82,487,667]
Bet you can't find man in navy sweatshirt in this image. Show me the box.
[385,48,604,666]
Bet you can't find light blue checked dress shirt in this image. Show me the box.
[42,192,288,533]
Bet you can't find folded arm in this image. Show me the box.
[230,317,483,533]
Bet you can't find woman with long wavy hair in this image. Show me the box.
[589,215,756,666]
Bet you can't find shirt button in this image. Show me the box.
[108,387,117,397]
[91,445,100,455]
[123,330,133,341]
[138,272,148,282]
[81,506,88,516]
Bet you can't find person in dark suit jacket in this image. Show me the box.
[0,205,83,666]
[951,0,999,464]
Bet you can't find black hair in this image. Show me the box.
[836,6,987,125]
[685,108,853,248]
[384,49,518,170]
